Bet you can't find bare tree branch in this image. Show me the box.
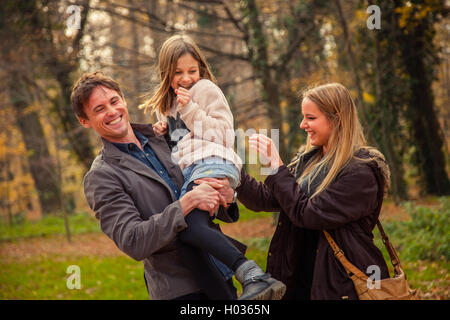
[275,23,316,73]
[73,1,245,40]
[196,43,249,61]
[220,75,257,90]
[177,2,239,25]
[188,0,225,4]
[220,1,247,37]
[107,42,155,60]
[233,98,265,116]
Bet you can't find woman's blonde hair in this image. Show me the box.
[142,34,216,115]
[296,83,369,198]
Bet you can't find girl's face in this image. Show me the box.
[171,53,200,90]
[300,98,333,154]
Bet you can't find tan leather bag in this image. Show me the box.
[323,220,418,300]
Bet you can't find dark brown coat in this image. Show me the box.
[237,148,390,300]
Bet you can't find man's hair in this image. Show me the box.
[71,70,124,119]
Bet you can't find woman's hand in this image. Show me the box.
[175,87,191,108]
[194,177,235,206]
[249,133,284,170]
[153,121,167,136]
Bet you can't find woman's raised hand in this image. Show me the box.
[249,133,284,170]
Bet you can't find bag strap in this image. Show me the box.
[375,219,402,276]
[323,219,403,279]
[322,230,368,279]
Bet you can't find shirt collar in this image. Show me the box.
[112,129,149,154]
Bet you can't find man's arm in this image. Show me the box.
[84,169,224,261]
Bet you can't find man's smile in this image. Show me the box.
[106,115,123,125]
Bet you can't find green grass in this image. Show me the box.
[0,255,148,300]
[0,239,268,300]
[384,197,449,261]
[1,197,448,299]
[373,197,449,298]
[374,197,449,264]
[235,203,275,221]
[0,211,101,242]
[0,205,270,242]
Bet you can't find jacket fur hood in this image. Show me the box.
[287,145,391,194]
[360,147,391,195]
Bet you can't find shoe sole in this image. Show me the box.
[243,280,286,300]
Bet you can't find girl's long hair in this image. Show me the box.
[297,83,370,198]
[142,34,216,116]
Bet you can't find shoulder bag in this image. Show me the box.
[323,220,418,300]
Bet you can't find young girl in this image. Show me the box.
[144,34,285,300]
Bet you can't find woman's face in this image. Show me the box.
[170,53,201,90]
[300,98,333,153]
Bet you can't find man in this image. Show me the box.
[71,71,242,300]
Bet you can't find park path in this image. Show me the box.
[0,202,412,264]
[0,217,275,263]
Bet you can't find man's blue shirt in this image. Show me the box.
[112,129,180,199]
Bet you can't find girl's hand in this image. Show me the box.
[249,133,284,170]
[175,87,191,108]
[153,121,167,136]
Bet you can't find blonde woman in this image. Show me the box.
[144,34,285,300]
[235,83,391,299]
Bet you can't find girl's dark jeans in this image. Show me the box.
[177,181,246,299]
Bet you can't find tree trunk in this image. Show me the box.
[55,129,71,243]
[51,64,96,172]
[240,0,287,161]
[334,0,370,130]
[43,1,95,172]
[394,3,450,195]
[373,9,408,201]
[400,34,449,195]
[9,77,62,215]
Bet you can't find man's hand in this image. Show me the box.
[194,177,235,206]
[153,121,167,136]
[175,87,191,108]
[179,182,227,216]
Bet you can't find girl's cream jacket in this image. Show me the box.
[157,79,242,171]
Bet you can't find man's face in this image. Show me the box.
[78,85,133,143]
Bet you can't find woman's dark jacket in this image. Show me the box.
[236,148,390,300]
